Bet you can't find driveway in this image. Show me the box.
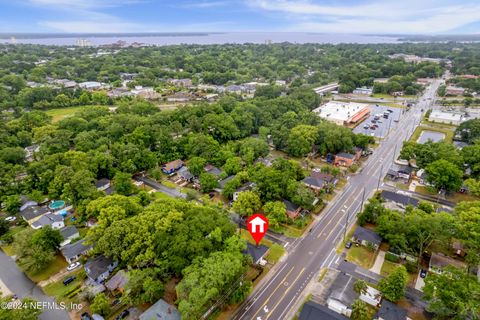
[369,250,385,274]
[0,251,70,320]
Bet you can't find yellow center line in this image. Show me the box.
[250,266,295,320]
[265,267,306,319]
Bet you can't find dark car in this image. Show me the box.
[345,241,352,249]
[387,109,393,113]
[63,276,76,285]
[111,299,121,307]
[116,309,130,320]
[420,269,427,278]
[81,313,93,320]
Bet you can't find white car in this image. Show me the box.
[5,216,16,222]
[67,262,81,271]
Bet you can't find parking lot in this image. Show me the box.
[353,105,403,138]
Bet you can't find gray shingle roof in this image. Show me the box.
[302,176,325,188]
[31,213,63,228]
[85,255,114,280]
[61,239,92,260]
[139,299,181,320]
[60,226,79,239]
[299,301,348,320]
[374,301,408,320]
[21,206,49,221]
[336,152,355,159]
[381,190,419,207]
[353,226,382,246]
[243,243,269,264]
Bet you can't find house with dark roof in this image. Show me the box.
[139,299,180,320]
[374,301,408,320]
[302,176,326,191]
[162,160,184,174]
[380,190,419,208]
[312,171,338,185]
[31,213,64,230]
[60,226,80,247]
[299,301,348,320]
[352,226,382,250]
[85,255,118,284]
[19,195,38,212]
[217,175,235,191]
[177,167,193,182]
[243,242,269,265]
[334,152,356,167]
[20,205,50,225]
[233,182,256,201]
[429,252,466,274]
[61,239,92,264]
[95,178,111,191]
[283,199,302,219]
[105,270,128,293]
[204,164,223,177]
[386,164,412,181]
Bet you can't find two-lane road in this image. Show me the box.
[232,80,441,320]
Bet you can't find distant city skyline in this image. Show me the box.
[0,0,479,34]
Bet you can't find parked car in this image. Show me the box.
[81,313,93,320]
[387,109,393,113]
[345,241,352,249]
[116,309,130,320]
[370,126,376,130]
[67,262,81,271]
[420,269,427,278]
[363,125,370,129]
[111,299,121,307]
[63,276,76,285]
[5,216,16,222]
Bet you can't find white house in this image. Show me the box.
[31,213,64,230]
[360,286,382,307]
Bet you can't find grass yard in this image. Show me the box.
[153,191,174,200]
[381,260,417,286]
[27,254,68,283]
[416,185,480,204]
[267,243,286,263]
[46,105,96,123]
[1,244,15,256]
[346,245,377,269]
[161,180,178,189]
[43,269,84,302]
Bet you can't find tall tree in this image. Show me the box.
[378,265,408,302]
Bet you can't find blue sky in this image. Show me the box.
[0,0,479,34]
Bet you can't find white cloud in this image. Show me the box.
[247,0,480,33]
[182,1,230,8]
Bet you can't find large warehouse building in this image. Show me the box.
[313,101,370,126]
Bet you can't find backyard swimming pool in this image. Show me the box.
[49,200,65,210]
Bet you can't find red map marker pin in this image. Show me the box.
[247,214,269,246]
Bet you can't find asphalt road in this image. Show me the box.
[0,251,70,320]
[135,175,187,199]
[232,80,441,320]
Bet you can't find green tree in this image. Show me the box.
[91,293,111,316]
[188,157,206,177]
[287,125,318,157]
[124,268,164,305]
[423,267,480,319]
[351,299,369,320]
[224,157,242,175]
[353,279,368,295]
[113,172,135,196]
[199,172,218,193]
[4,194,21,215]
[378,265,408,302]
[425,159,463,192]
[0,296,40,320]
[233,191,262,216]
[0,218,9,237]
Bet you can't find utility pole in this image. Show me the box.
[377,162,384,190]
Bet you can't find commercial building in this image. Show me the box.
[313,101,370,126]
[446,86,465,96]
[428,110,463,125]
[353,87,373,95]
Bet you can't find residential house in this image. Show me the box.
[283,199,303,219]
[177,167,194,183]
[429,252,466,274]
[225,85,245,94]
[162,160,184,174]
[380,190,419,207]
[299,301,348,320]
[95,178,111,191]
[61,239,92,264]
[312,171,338,186]
[334,152,358,167]
[326,272,357,317]
[31,213,64,230]
[275,80,287,86]
[254,157,273,167]
[451,240,466,257]
[233,182,256,201]
[85,255,118,284]
[374,301,409,320]
[60,226,80,247]
[386,164,413,181]
[217,175,235,191]
[105,270,128,293]
[19,195,38,212]
[24,145,40,161]
[302,176,326,192]
[78,81,103,90]
[20,205,50,224]
[204,164,223,177]
[139,299,181,320]
[168,78,192,87]
[243,242,269,266]
[446,86,465,96]
[166,92,193,102]
[131,86,160,100]
[352,226,382,250]
[360,285,382,307]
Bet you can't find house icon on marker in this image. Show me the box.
[249,216,267,233]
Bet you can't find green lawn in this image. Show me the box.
[161,180,178,189]
[27,254,68,283]
[46,105,104,123]
[416,185,480,204]
[371,93,417,99]
[153,191,174,200]
[346,245,377,269]
[381,260,417,285]
[43,269,84,300]
[267,244,286,263]
[1,244,15,256]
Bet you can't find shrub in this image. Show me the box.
[405,261,418,274]
[385,252,401,263]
